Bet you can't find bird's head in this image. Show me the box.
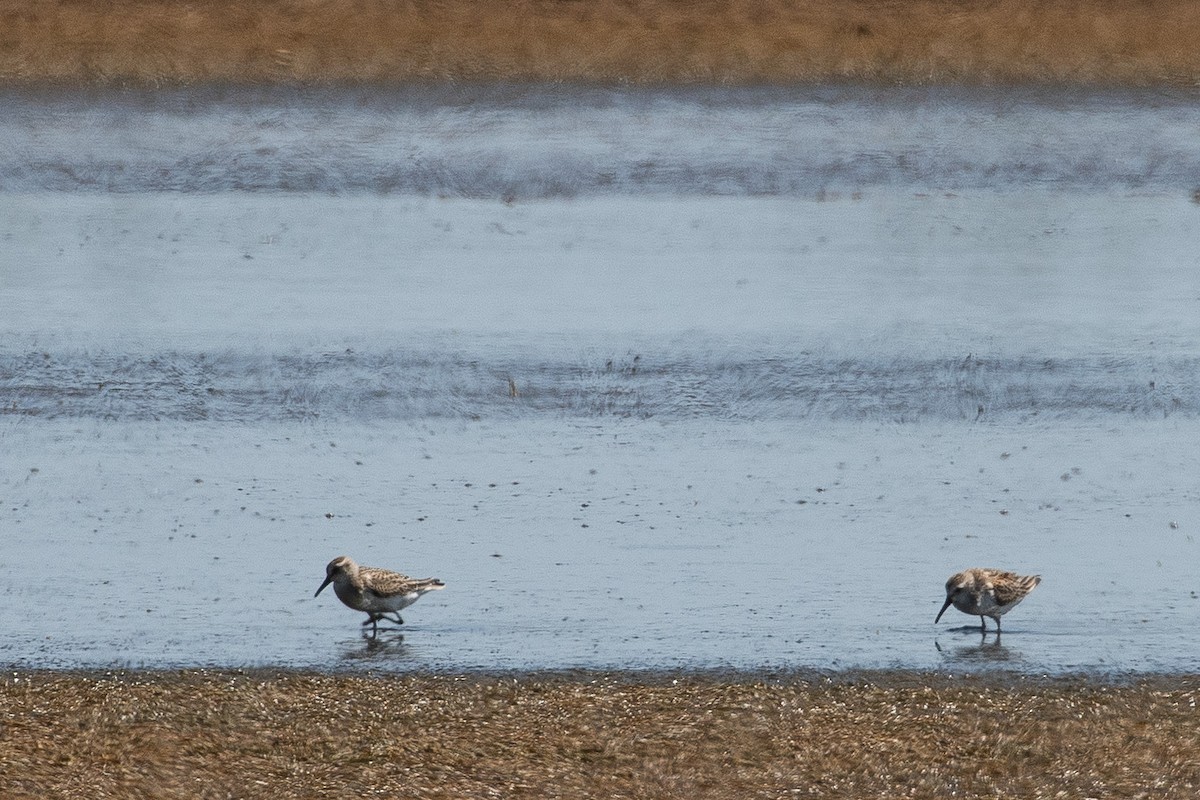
[935,571,971,623]
[314,555,356,597]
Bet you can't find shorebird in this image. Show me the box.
[314,555,445,633]
[935,568,1041,633]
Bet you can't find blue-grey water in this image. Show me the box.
[4,85,1200,196]
[2,85,1199,674]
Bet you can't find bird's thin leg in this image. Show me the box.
[995,617,1002,634]
[980,616,987,633]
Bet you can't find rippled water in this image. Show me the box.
[4,348,1198,423]
[4,84,1200,196]
[2,85,1199,673]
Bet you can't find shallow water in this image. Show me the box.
[3,416,1198,673]
[2,86,1199,674]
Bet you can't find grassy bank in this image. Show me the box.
[2,670,1198,798]
[2,0,1200,86]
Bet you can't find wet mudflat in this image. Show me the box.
[3,669,1198,799]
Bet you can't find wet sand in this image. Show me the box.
[3,670,1199,798]
[4,0,1200,86]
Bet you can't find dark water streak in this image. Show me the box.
[4,84,1199,197]
[1,348,1191,423]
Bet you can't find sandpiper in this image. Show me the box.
[314,555,445,633]
[935,567,1041,633]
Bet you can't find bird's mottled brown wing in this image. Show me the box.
[992,573,1041,606]
[357,567,445,598]
[357,566,419,598]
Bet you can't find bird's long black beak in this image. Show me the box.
[314,575,334,597]
[935,596,953,624]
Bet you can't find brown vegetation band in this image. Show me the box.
[3,670,1200,798]
[3,0,1200,86]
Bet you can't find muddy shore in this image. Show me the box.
[3,670,1198,798]
[4,0,1200,86]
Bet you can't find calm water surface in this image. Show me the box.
[2,85,1199,673]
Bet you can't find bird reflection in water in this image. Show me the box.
[935,632,1023,665]
[341,630,408,662]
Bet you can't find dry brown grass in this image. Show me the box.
[2,670,1199,798]
[2,0,1200,86]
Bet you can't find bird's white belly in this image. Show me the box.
[334,583,419,613]
[367,591,420,613]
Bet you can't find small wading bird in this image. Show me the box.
[935,567,1041,633]
[315,555,445,633]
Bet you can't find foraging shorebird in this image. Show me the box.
[315,556,445,633]
[935,568,1041,633]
